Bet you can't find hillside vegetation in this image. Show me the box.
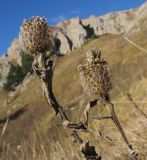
[0,24,147,160]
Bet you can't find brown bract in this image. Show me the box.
[78,49,112,99]
[20,16,52,54]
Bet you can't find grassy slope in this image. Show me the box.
[0,28,147,159]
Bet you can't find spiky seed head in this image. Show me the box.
[19,16,52,54]
[78,48,112,99]
[86,48,102,62]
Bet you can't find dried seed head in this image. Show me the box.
[86,48,102,62]
[19,16,52,54]
[78,48,112,99]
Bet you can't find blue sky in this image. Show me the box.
[0,0,146,56]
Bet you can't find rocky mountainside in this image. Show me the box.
[0,2,147,87]
[55,1,147,54]
[0,28,147,159]
[0,1,147,159]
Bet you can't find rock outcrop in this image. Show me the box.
[54,28,72,54]
[82,10,141,36]
[83,2,147,36]
[0,2,147,87]
[0,61,11,87]
[55,2,147,54]
[5,39,22,65]
[57,17,87,50]
[0,39,22,87]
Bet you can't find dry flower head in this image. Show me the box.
[19,16,52,54]
[78,48,112,99]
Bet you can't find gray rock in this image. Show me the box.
[54,28,72,54]
[0,1,146,85]
[6,39,22,65]
[0,61,11,87]
[57,17,87,50]
[50,2,147,54]
[82,2,147,36]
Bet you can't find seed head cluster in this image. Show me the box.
[19,16,52,54]
[78,48,112,99]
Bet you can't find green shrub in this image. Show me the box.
[21,53,33,76]
[4,63,24,90]
[4,53,33,91]
[85,34,98,44]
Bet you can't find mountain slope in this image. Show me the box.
[0,2,147,160]
[0,27,147,159]
[56,1,147,54]
[0,2,147,87]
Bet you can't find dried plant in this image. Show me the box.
[78,48,138,160]
[19,16,138,160]
[19,16,52,54]
[19,16,101,160]
[78,48,112,100]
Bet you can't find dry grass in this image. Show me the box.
[0,27,147,159]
